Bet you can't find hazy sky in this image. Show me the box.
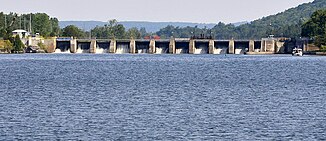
[1,0,314,23]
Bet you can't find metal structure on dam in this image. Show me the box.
[50,37,285,54]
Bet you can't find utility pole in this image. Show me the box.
[4,14,7,29]
[19,14,22,29]
[24,17,26,30]
[29,13,32,34]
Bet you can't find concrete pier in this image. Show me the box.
[228,40,235,54]
[130,39,136,54]
[109,39,116,53]
[149,39,155,54]
[44,37,56,53]
[249,40,255,52]
[209,40,215,54]
[70,39,77,53]
[90,40,96,53]
[169,38,176,54]
[262,39,275,52]
[189,39,195,54]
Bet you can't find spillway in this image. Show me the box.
[194,41,209,54]
[76,41,91,53]
[116,41,130,54]
[136,41,149,54]
[214,41,229,54]
[55,41,71,53]
[96,41,110,53]
[235,41,249,54]
[175,41,189,54]
[254,41,262,52]
[155,41,169,54]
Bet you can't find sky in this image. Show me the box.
[0,0,314,23]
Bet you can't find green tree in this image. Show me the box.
[32,13,51,36]
[90,19,127,39]
[126,27,141,39]
[139,27,148,38]
[113,24,126,39]
[62,25,85,38]
[50,17,60,37]
[302,9,326,47]
[13,35,24,52]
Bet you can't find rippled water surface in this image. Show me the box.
[0,54,325,140]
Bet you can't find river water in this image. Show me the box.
[0,54,325,140]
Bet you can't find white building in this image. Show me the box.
[12,29,30,38]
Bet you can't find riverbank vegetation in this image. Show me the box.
[302,9,326,48]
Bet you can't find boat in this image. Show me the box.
[292,48,303,56]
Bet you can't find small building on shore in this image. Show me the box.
[12,29,30,39]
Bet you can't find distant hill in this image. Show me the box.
[250,0,325,27]
[235,0,326,38]
[59,21,247,32]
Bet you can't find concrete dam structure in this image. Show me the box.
[51,37,282,54]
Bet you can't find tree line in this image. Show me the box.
[0,12,60,38]
[1,7,326,53]
[302,9,326,50]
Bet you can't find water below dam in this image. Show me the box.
[0,54,325,140]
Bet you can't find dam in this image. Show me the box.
[51,37,285,54]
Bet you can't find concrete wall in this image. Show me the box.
[90,40,96,53]
[130,39,136,54]
[209,40,214,54]
[189,40,195,54]
[149,39,155,54]
[44,38,56,53]
[169,38,176,54]
[249,40,255,52]
[228,40,235,54]
[275,41,285,53]
[70,39,77,53]
[262,39,275,52]
[306,44,320,52]
[109,40,117,53]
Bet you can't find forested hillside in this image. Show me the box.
[157,0,326,39]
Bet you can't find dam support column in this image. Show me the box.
[70,37,77,53]
[109,39,116,53]
[130,39,136,54]
[209,40,215,54]
[228,39,235,54]
[261,40,266,52]
[90,39,97,53]
[44,37,56,53]
[169,38,175,54]
[149,39,156,54]
[249,40,255,52]
[189,39,195,54]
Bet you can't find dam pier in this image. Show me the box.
[47,37,297,54]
